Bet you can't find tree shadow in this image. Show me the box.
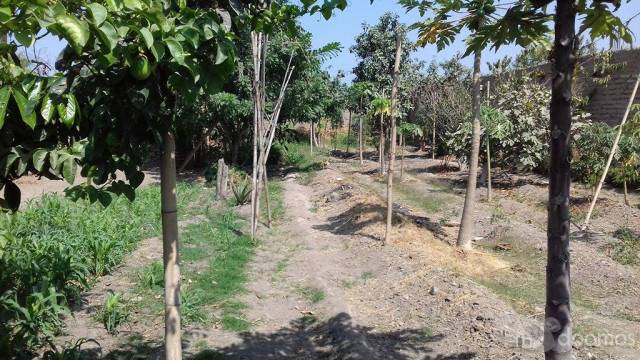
[71,313,476,359]
[312,203,446,241]
[187,313,477,360]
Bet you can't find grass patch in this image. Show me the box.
[275,259,288,274]
[360,271,375,281]
[297,286,326,304]
[261,180,285,224]
[601,227,640,265]
[277,141,326,174]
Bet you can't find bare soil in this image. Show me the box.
[50,149,639,359]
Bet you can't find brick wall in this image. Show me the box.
[572,48,640,126]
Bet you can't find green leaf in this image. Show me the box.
[87,3,108,26]
[98,191,112,207]
[40,93,56,123]
[105,0,122,11]
[3,181,21,211]
[14,31,35,47]
[98,21,119,51]
[165,38,186,66]
[57,94,77,128]
[1,151,19,177]
[62,157,77,184]
[32,149,48,172]
[139,27,154,49]
[55,14,90,55]
[12,90,36,129]
[129,170,145,188]
[0,86,11,129]
[123,0,143,11]
[0,7,12,22]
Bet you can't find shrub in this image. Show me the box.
[571,122,616,186]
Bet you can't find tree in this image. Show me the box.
[385,33,403,244]
[346,81,375,164]
[1,0,350,357]
[370,97,391,173]
[401,0,508,250]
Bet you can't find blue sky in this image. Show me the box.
[300,0,640,82]
[32,1,640,81]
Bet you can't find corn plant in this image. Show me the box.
[98,291,129,335]
[138,261,164,289]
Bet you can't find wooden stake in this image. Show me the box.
[160,130,181,360]
[584,73,640,228]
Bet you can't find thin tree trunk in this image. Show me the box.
[432,118,436,160]
[262,169,272,228]
[456,48,483,250]
[545,2,576,358]
[400,134,405,180]
[359,115,364,165]
[250,32,262,240]
[178,131,209,172]
[486,80,492,202]
[486,139,492,202]
[583,73,640,227]
[347,110,352,153]
[379,113,385,174]
[385,34,402,244]
[310,122,314,155]
[160,130,181,360]
[623,181,629,206]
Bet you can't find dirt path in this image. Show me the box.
[51,151,639,359]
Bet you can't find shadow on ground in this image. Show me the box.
[72,313,475,359]
[312,203,446,240]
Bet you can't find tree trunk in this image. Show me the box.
[379,113,385,174]
[400,134,405,180]
[385,34,402,244]
[583,73,640,227]
[178,132,208,172]
[623,181,629,206]
[262,169,272,228]
[544,2,576,358]
[160,131,182,360]
[456,48,483,250]
[310,122,314,155]
[432,118,436,160]
[347,110,352,153]
[359,115,364,165]
[486,139,492,202]
[485,80,492,202]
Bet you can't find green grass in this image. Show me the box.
[297,286,326,304]
[277,141,326,174]
[132,186,267,331]
[274,259,288,274]
[261,180,285,224]
[602,227,640,265]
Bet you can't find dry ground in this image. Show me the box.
[48,148,639,359]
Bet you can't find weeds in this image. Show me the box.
[297,286,326,304]
[603,227,640,265]
[98,291,129,335]
[137,261,164,289]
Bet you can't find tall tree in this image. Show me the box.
[385,33,403,244]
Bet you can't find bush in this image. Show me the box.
[571,123,616,186]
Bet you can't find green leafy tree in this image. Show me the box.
[370,96,391,173]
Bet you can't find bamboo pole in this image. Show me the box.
[160,130,181,360]
[584,73,640,228]
[384,34,402,244]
